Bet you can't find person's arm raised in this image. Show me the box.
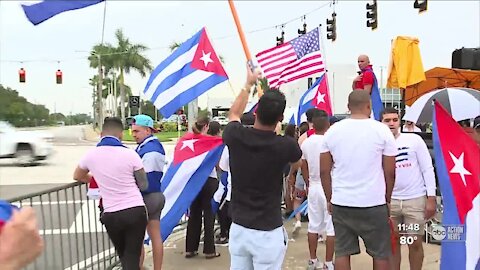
[228,64,262,122]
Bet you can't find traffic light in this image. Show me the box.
[56,69,63,84]
[366,0,378,30]
[326,13,337,41]
[414,0,427,13]
[276,30,285,46]
[19,68,26,83]
[298,22,307,36]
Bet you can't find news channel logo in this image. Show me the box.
[430,224,466,241]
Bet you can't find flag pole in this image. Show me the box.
[228,0,263,97]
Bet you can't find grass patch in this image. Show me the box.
[122,130,185,142]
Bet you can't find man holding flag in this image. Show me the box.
[224,65,302,269]
[352,55,384,120]
[131,114,166,270]
[432,101,480,270]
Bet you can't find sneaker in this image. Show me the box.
[307,259,325,270]
[325,261,334,270]
[292,220,302,237]
[318,234,325,243]
[215,237,229,246]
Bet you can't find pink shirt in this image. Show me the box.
[79,146,145,213]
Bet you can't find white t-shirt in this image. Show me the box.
[402,125,421,132]
[319,118,398,207]
[393,133,436,200]
[301,134,325,186]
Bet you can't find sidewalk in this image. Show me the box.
[82,125,179,146]
[143,221,441,270]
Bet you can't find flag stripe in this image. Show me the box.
[268,52,324,87]
[157,74,227,118]
[256,27,323,89]
[262,56,297,74]
[276,67,326,87]
[153,69,212,109]
[160,145,224,241]
[259,49,297,68]
[149,63,197,103]
[143,45,198,99]
[273,58,324,82]
[21,0,104,25]
[256,43,291,59]
[257,45,295,64]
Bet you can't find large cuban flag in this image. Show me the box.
[432,101,480,270]
[21,0,104,25]
[289,74,332,125]
[160,133,224,241]
[143,27,228,119]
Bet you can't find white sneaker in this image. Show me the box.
[318,234,325,243]
[307,259,325,270]
[292,220,301,237]
[325,261,334,270]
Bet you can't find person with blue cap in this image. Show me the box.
[131,114,166,270]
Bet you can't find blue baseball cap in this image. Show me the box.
[133,114,158,132]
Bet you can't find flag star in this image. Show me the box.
[316,93,326,104]
[181,139,199,151]
[199,50,213,67]
[448,152,472,186]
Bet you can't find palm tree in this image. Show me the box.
[89,29,152,125]
[110,29,152,124]
[88,43,114,127]
[89,75,132,99]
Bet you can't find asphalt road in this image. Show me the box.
[0,125,175,270]
[0,125,441,270]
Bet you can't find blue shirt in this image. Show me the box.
[136,135,166,194]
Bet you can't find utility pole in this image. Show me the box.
[112,72,117,117]
[96,53,104,129]
[187,100,198,132]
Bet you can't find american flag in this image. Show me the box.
[255,27,325,89]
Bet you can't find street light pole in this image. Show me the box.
[96,53,104,129]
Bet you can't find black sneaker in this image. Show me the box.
[215,237,229,246]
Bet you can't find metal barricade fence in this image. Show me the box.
[7,182,191,270]
[8,182,119,270]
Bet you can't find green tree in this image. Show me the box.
[0,84,50,127]
[89,29,152,125]
[110,29,152,124]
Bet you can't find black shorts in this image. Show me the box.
[332,204,391,259]
[143,192,165,221]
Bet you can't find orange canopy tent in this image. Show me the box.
[404,67,480,106]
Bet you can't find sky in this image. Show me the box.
[0,0,479,116]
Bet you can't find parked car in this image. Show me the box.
[212,116,229,126]
[0,121,54,165]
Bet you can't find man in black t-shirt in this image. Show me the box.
[223,65,302,269]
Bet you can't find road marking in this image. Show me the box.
[12,200,86,206]
[64,247,116,270]
[37,200,106,235]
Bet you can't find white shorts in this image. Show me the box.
[307,184,335,236]
[229,223,288,270]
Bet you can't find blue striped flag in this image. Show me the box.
[21,0,104,25]
[143,28,228,119]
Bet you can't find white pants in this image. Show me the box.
[307,183,335,236]
[229,223,288,270]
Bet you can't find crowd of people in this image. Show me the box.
[2,55,480,270]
